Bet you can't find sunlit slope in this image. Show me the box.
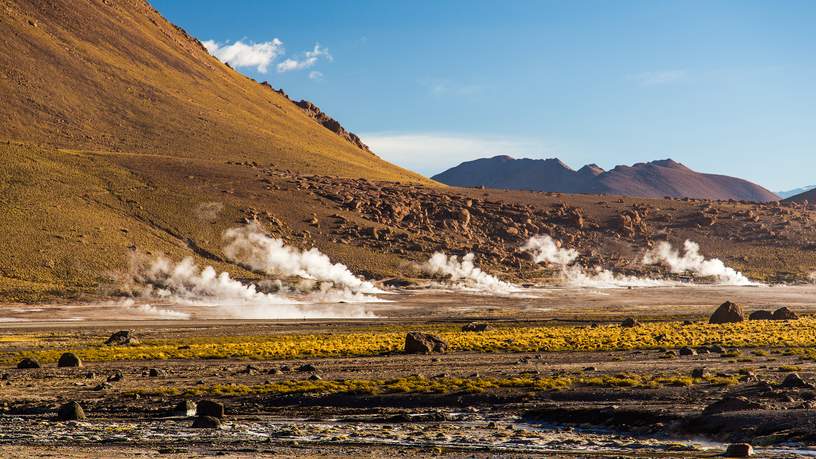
[0,0,429,183]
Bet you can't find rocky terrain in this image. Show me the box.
[433,156,779,202]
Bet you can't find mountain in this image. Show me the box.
[778,185,816,199]
[0,0,431,301]
[433,156,779,202]
[783,187,816,203]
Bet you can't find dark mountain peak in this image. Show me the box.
[649,158,685,169]
[578,164,604,176]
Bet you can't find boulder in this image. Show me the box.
[296,364,316,373]
[779,372,814,389]
[148,368,164,377]
[107,370,124,382]
[16,358,41,369]
[404,332,448,354]
[57,401,86,421]
[748,310,773,321]
[620,317,639,328]
[709,301,745,324]
[691,368,706,379]
[196,399,224,418]
[678,347,697,356]
[703,396,763,415]
[772,307,799,321]
[105,330,139,346]
[724,443,753,457]
[57,352,82,368]
[461,322,493,332]
[192,415,221,429]
[173,400,197,417]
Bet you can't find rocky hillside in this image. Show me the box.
[433,157,779,202]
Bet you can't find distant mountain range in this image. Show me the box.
[432,156,779,202]
[777,185,816,199]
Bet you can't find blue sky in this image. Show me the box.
[152,0,815,191]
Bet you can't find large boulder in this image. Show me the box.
[462,322,493,332]
[173,400,197,417]
[620,317,639,328]
[196,399,224,418]
[404,332,448,354]
[779,372,814,389]
[17,358,41,369]
[724,443,753,457]
[192,415,221,429]
[57,352,82,368]
[57,401,86,421]
[703,396,763,415]
[709,301,745,324]
[105,330,139,346]
[748,310,773,321]
[771,307,799,321]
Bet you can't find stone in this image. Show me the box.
[779,372,814,389]
[107,371,124,382]
[461,322,493,332]
[748,310,773,321]
[620,317,639,328]
[404,332,448,354]
[296,364,316,372]
[105,330,139,346]
[57,352,82,368]
[173,400,197,417]
[703,396,763,415]
[196,399,224,418]
[57,401,86,421]
[772,307,799,321]
[678,346,697,356]
[192,416,221,429]
[309,374,322,381]
[724,443,753,457]
[691,368,706,379]
[17,358,41,369]
[709,301,745,324]
[148,368,163,377]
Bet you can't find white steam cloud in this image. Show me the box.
[421,252,521,294]
[202,39,284,73]
[128,225,384,319]
[522,235,671,289]
[643,240,757,286]
[222,224,379,293]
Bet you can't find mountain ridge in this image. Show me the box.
[433,156,779,202]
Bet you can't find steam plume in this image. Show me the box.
[643,240,757,286]
[422,252,520,293]
[522,235,670,288]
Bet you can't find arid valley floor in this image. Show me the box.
[2,285,816,457]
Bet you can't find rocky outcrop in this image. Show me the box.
[295,100,371,153]
[404,332,448,354]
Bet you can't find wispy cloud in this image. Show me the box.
[277,44,332,73]
[420,78,483,96]
[308,71,324,81]
[630,69,688,86]
[360,132,548,176]
[202,39,283,74]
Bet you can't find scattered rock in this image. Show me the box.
[461,322,493,332]
[691,368,706,379]
[703,396,764,415]
[107,371,124,382]
[16,358,41,369]
[710,344,726,353]
[709,301,745,324]
[57,352,82,368]
[779,372,814,389]
[93,382,112,391]
[404,332,448,354]
[309,374,322,381]
[192,415,221,429]
[105,330,139,346]
[196,400,224,418]
[57,401,86,421]
[772,307,799,321]
[296,364,316,372]
[748,310,774,321]
[678,347,697,356]
[148,368,164,377]
[173,400,197,417]
[620,317,639,328]
[724,443,753,457]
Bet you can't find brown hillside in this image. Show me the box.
[0,0,428,183]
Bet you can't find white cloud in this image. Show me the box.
[277,44,332,73]
[308,70,324,80]
[360,132,548,176]
[202,39,284,74]
[630,69,687,86]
